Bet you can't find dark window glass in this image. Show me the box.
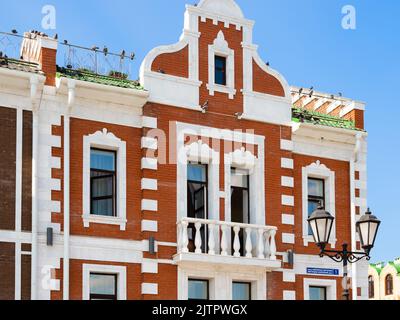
[233,282,251,300]
[188,279,209,300]
[187,163,208,253]
[309,286,327,300]
[90,149,116,217]
[231,168,250,256]
[308,178,325,235]
[368,276,374,298]
[89,273,117,300]
[386,274,393,295]
[215,56,226,85]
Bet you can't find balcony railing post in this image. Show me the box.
[194,222,202,254]
[208,223,215,255]
[177,222,182,253]
[221,225,228,256]
[264,231,271,259]
[181,220,189,253]
[257,228,265,259]
[245,227,253,258]
[269,229,277,260]
[233,226,241,257]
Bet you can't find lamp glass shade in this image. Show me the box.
[307,207,334,246]
[356,209,380,251]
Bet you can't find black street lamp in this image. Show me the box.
[307,207,381,300]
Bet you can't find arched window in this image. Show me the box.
[385,274,393,295]
[368,276,374,298]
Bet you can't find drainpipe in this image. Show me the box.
[63,79,75,300]
[350,132,363,300]
[30,75,39,300]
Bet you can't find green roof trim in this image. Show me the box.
[56,66,145,90]
[370,263,385,275]
[388,261,400,274]
[292,107,363,131]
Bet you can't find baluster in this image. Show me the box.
[257,228,265,259]
[269,229,277,260]
[177,222,182,252]
[221,225,228,256]
[208,223,215,255]
[194,222,202,254]
[181,221,189,253]
[245,227,253,258]
[264,231,271,259]
[233,226,241,257]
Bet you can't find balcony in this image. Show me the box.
[174,218,281,270]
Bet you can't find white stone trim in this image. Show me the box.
[82,129,127,230]
[280,139,294,151]
[141,260,158,274]
[302,161,336,247]
[281,158,294,169]
[142,116,158,129]
[282,214,294,225]
[141,137,158,150]
[142,199,158,212]
[141,220,158,232]
[82,264,127,300]
[303,278,337,300]
[142,283,158,295]
[206,31,236,99]
[281,176,294,188]
[281,195,294,207]
[283,290,296,300]
[141,178,158,191]
[282,233,295,244]
[141,157,158,170]
[282,271,296,283]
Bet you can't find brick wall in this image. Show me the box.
[0,106,16,231]
[151,45,189,78]
[0,242,15,300]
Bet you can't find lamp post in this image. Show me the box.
[307,207,381,300]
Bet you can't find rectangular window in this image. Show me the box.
[89,273,117,300]
[231,168,250,256]
[90,149,116,217]
[232,282,251,300]
[188,279,209,300]
[187,163,208,253]
[215,55,227,85]
[309,286,327,300]
[307,178,325,235]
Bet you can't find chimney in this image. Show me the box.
[21,31,58,86]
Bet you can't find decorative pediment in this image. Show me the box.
[185,140,218,163]
[307,160,329,171]
[228,147,257,169]
[88,128,122,143]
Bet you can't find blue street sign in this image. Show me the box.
[306,267,340,276]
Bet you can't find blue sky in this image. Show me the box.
[1,0,399,263]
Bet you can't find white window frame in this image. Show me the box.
[178,266,266,300]
[82,264,127,300]
[303,278,337,300]
[302,161,336,247]
[206,31,236,99]
[225,147,264,227]
[82,129,127,230]
[179,140,220,221]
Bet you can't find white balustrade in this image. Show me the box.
[177,218,277,260]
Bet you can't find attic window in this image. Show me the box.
[215,56,226,85]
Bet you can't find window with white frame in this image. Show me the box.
[82,129,127,230]
[302,161,336,247]
[207,31,236,99]
[83,264,126,300]
[188,279,209,300]
[304,278,336,300]
[232,282,251,300]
